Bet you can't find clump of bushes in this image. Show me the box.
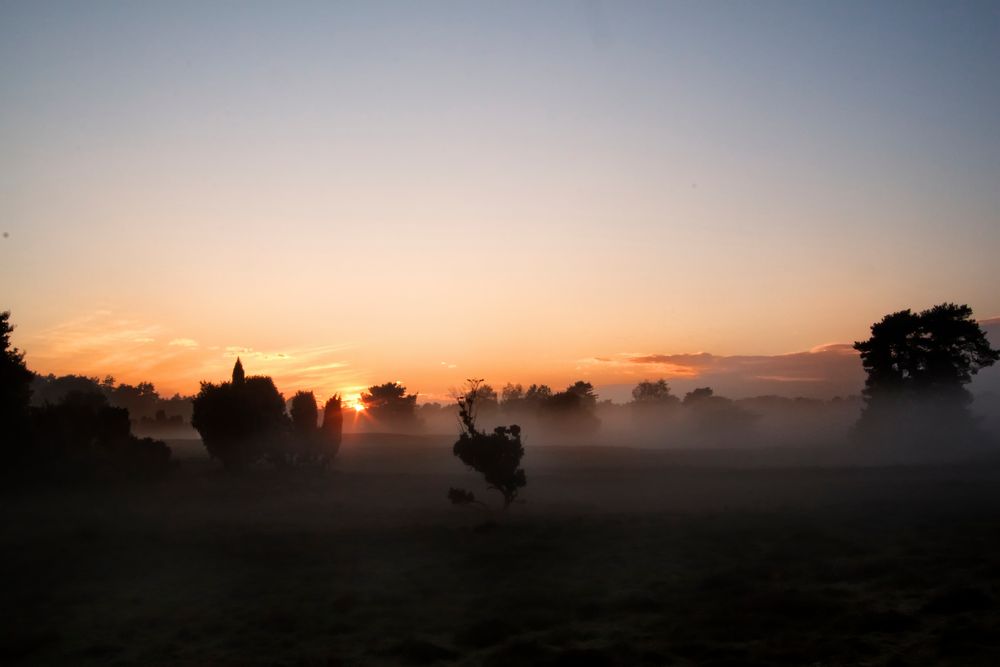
[320,395,344,463]
[31,390,172,480]
[450,379,526,510]
[288,390,342,468]
[191,360,287,469]
[2,310,170,481]
[191,359,342,470]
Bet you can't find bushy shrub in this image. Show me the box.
[451,379,526,510]
[192,361,343,471]
[31,390,171,479]
[290,390,321,464]
[191,360,288,469]
[319,395,343,466]
[287,391,342,467]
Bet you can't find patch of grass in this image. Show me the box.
[3,460,1000,664]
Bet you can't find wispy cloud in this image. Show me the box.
[23,310,360,400]
[581,343,864,398]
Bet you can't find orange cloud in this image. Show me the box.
[22,310,361,402]
[584,343,865,399]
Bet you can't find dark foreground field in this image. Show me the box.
[4,440,1000,666]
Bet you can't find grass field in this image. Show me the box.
[3,438,1000,666]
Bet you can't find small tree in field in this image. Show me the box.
[450,379,526,511]
[284,391,342,468]
[319,395,343,467]
[290,390,321,464]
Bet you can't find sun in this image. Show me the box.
[339,392,366,414]
[343,396,365,413]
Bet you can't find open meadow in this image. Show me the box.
[4,436,1000,666]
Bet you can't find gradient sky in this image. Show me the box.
[2,1,999,403]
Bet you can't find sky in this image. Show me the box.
[2,1,999,404]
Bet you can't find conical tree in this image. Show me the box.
[232,357,245,385]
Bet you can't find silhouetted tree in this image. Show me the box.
[494,384,524,421]
[451,379,526,510]
[290,391,319,435]
[855,303,998,404]
[290,390,321,464]
[539,381,601,434]
[232,357,245,385]
[3,312,170,479]
[501,383,524,403]
[31,374,192,432]
[853,303,999,447]
[681,386,757,444]
[319,395,343,466]
[632,379,680,406]
[523,384,552,406]
[683,387,715,405]
[31,373,103,406]
[31,389,171,479]
[566,380,598,408]
[497,382,523,415]
[361,382,419,430]
[107,381,159,421]
[191,359,288,469]
[629,379,680,439]
[160,393,194,423]
[468,382,499,424]
[1,311,34,457]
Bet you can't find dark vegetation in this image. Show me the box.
[290,390,343,467]
[31,373,195,437]
[191,359,343,470]
[361,381,420,431]
[450,379,527,511]
[0,310,33,453]
[191,359,288,468]
[1,311,171,481]
[853,303,999,453]
[1,305,999,664]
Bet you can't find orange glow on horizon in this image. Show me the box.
[342,394,366,413]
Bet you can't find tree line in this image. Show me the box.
[1,303,997,494]
[2,312,171,480]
